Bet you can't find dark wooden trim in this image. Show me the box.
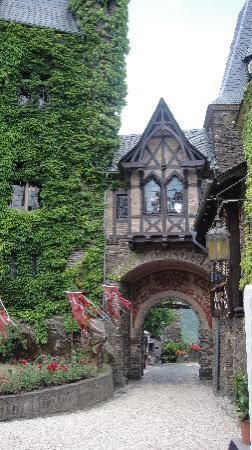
[183,169,189,233]
[161,162,166,234]
[112,191,117,241]
[197,177,202,205]
[181,160,205,168]
[139,170,144,233]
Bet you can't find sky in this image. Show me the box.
[120,0,245,134]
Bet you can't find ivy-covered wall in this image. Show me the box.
[240,83,252,287]
[0,0,128,342]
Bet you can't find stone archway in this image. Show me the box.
[105,247,213,384]
[121,263,212,381]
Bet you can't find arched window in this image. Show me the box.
[144,179,161,214]
[166,176,183,214]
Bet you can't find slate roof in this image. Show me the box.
[109,128,215,172]
[0,0,78,33]
[213,0,252,104]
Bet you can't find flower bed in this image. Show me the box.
[0,349,97,395]
[0,366,113,421]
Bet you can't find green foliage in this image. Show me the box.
[0,349,97,394]
[234,372,249,421]
[144,305,177,338]
[161,340,188,362]
[0,325,28,361]
[241,83,252,286]
[0,1,128,341]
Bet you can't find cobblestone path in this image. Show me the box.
[1,363,239,450]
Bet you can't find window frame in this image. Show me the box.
[116,193,128,220]
[143,177,161,216]
[165,175,184,215]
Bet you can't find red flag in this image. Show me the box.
[103,285,131,327]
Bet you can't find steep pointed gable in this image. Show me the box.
[119,98,207,170]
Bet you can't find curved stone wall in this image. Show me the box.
[0,366,113,421]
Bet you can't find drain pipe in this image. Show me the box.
[191,230,207,253]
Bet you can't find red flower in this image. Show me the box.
[21,359,27,366]
[190,344,200,352]
[38,364,43,369]
[47,362,58,371]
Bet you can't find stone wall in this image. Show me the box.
[213,317,246,396]
[0,367,113,421]
[205,104,244,173]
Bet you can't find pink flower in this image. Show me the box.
[21,359,27,366]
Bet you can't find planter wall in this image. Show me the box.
[0,366,113,421]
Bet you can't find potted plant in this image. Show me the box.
[161,341,188,363]
[234,372,250,445]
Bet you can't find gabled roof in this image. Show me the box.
[213,0,252,105]
[0,0,78,33]
[109,99,215,172]
[118,98,208,170]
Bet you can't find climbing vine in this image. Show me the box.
[240,83,252,287]
[0,0,128,342]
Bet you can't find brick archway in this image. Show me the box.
[120,263,213,382]
[132,269,212,333]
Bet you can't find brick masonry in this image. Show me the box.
[105,241,214,382]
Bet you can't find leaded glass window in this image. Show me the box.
[144,179,161,214]
[117,194,128,219]
[166,177,183,214]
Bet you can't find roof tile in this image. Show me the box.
[0,0,78,33]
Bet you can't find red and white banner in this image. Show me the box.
[103,285,131,327]
[0,300,15,339]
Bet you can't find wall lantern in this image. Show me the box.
[206,216,230,262]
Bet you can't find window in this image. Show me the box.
[10,183,40,211]
[144,179,161,214]
[19,88,31,106]
[117,194,128,219]
[166,176,183,214]
[38,90,47,109]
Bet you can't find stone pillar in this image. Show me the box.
[104,313,130,388]
[129,332,143,379]
[199,327,213,380]
[244,285,252,440]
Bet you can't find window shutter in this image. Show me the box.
[10,185,25,209]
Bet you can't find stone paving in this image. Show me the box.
[1,363,239,450]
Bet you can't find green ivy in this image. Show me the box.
[0,0,128,342]
[241,83,252,287]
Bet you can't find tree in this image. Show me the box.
[144,306,177,338]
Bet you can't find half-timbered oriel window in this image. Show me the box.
[144,179,161,215]
[166,176,183,214]
[117,194,128,219]
[10,183,40,211]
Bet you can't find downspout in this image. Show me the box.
[192,179,214,253]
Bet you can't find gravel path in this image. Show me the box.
[1,363,239,450]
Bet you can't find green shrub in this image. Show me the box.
[0,349,97,394]
[0,325,28,362]
[161,340,189,361]
[234,372,249,421]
